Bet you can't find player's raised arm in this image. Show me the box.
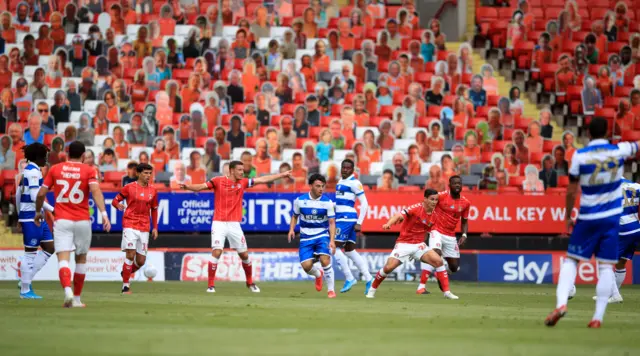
[253,170,292,185]
[288,198,300,242]
[180,182,210,192]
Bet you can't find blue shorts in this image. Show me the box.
[568,215,619,263]
[336,221,357,244]
[21,221,53,248]
[618,233,640,260]
[299,237,330,263]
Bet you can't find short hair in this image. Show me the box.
[585,33,596,43]
[292,152,302,159]
[424,188,438,198]
[229,160,244,169]
[341,158,355,168]
[103,148,115,156]
[588,117,608,139]
[23,143,49,162]
[127,161,138,169]
[308,173,326,185]
[382,169,394,176]
[240,151,252,159]
[449,175,462,182]
[136,163,153,173]
[68,141,86,159]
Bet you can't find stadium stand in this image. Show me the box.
[0,0,597,213]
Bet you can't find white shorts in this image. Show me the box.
[389,242,429,264]
[53,219,92,255]
[429,230,460,258]
[211,221,247,252]
[121,228,149,256]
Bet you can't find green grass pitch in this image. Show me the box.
[1,281,639,356]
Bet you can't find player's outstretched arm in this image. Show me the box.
[382,213,404,230]
[33,186,49,226]
[253,170,292,185]
[180,183,209,192]
[90,183,111,232]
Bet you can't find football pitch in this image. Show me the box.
[1,282,639,356]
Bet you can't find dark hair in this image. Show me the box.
[424,188,438,197]
[449,175,462,182]
[341,158,355,168]
[585,33,596,44]
[127,162,138,169]
[136,163,153,173]
[308,173,326,185]
[292,152,302,159]
[229,160,244,169]
[588,117,608,139]
[279,162,292,170]
[24,34,35,42]
[240,151,252,158]
[23,143,49,163]
[382,169,394,176]
[68,141,86,159]
[103,148,115,156]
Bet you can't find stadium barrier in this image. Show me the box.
[60,192,579,234]
[3,249,639,284]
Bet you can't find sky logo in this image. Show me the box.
[478,253,553,284]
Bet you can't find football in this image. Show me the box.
[144,264,158,280]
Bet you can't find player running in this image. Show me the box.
[180,160,290,293]
[35,141,111,308]
[111,163,158,294]
[333,159,373,294]
[17,143,55,299]
[545,118,640,328]
[366,189,457,299]
[288,174,337,298]
[588,178,640,304]
[416,175,469,296]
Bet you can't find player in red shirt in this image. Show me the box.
[180,160,291,293]
[417,175,470,295]
[365,189,457,299]
[35,141,111,308]
[111,163,158,294]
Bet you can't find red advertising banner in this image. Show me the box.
[361,192,578,234]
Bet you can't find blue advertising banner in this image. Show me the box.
[48,192,308,233]
[478,253,553,284]
[163,251,480,282]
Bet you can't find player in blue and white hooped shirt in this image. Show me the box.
[333,159,373,294]
[589,179,640,304]
[545,118,640,328]
[288,174,337,298]
[17,143,55,299]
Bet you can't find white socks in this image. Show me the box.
[32,250,51,278]
[334,248,354,280]
[345,250,372,281]
[593,263,615,322]
[306,265,322,278]
[20,252,37,293]
[556,258,578,308]
[614,268,626,291]
[421,262,435,273]
[323,265,335,292]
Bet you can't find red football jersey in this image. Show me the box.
[43,161,98,221]
[205,176,254,222]
[118,182,158,231]
[396,203,436,244]
[434,191,470,236]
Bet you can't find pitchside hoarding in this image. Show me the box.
[58,192,579,234]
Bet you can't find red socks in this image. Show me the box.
[242,261,253,285]
[122,262,133,283]
[208,262,217,288]
[59,267,72,289]
[435,269,450,292]
[73,273,86,296]
[420,269,431,284]
[372,271,386,289]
